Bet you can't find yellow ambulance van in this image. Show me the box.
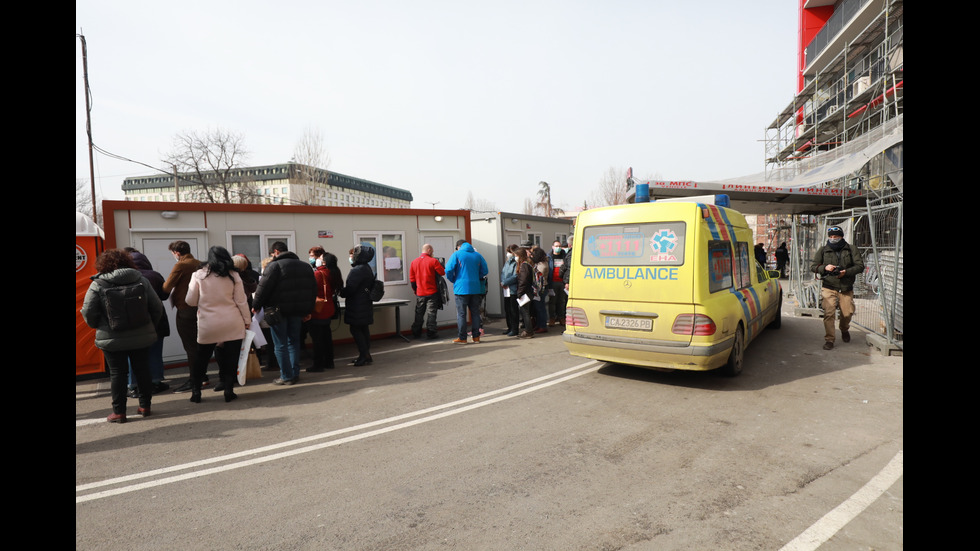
[562,196,782,376]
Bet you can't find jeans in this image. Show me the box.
[270,315,304,381]
[105,347,152,414]
[129,337,165,388]
[412,294,440,336]
[455,294,482,340]
[533,297,548,330]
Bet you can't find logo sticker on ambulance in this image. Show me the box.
[649,229,679,262]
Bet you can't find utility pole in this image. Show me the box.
[79,31,98,223]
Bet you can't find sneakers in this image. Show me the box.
[272,377,294,386]
[823,342,834,350]
[128,387,140,399]
[842,331,851,343]
[519,331,535,339]
[505,331,518,337]
[452,338,468,344]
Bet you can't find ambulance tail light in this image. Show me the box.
[672,314,716,336]
[566,307,589,327]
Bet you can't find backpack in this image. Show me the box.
[532,268,547,298]
[369,278,385,301]
[101,279,151,332]
[436,275,448,310]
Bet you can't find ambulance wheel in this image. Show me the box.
[770,293,783,329]
[721,325,744,377]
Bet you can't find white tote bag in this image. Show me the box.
[236,330,257,386]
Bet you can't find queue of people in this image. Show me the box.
[90,235,830,424]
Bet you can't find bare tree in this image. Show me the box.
[163,127,256,203]
[534,181,564,218]
[291,126,331,205]
[76,178,102,225]
[522,197,535,215]
[463,190,497,212]
[588,167,632,208]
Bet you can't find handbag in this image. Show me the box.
[245,350,262,380]
[314,277,330,314]
[263,306,282,326]
[236,330,257,386]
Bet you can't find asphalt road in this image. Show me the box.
[76,308,903,551]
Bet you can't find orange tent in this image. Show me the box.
[76,212,104,377]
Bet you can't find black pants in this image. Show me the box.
[349,324,371,360]
[192,340,242,393]
[412,294,440,336]
[519,302,533,334]
[308,319,335,369]
[175,307,201,370]
[105,347,152,414]
[503,294,519,334]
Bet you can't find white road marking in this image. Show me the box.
[76,361,602,503]
[779,449,903,551]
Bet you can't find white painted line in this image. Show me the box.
[779,450,903,551]
[77,361,601,502]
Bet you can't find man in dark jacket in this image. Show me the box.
[163,240,206,392]
[252,241,317,385]
[547,240,568,327]
[128,250,171,395]
[810,226,865,350]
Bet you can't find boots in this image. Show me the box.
[223,372,237,403]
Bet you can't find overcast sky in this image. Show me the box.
[76,0,799,214]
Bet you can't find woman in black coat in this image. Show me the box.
[340,244,376,366]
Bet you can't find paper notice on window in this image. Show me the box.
[518,294,531,306]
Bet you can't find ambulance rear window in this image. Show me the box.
[581,222,685,267]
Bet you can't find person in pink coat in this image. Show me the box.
[185,246,251,403]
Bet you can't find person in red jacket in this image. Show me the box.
[409,243,446,339]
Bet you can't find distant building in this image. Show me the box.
[122,163,413,208]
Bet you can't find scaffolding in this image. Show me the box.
[765,0,903,185]
[762,0,903,353]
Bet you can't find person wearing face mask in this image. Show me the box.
[499,244,520,336]
[810,226,864,350]
[547,240,568,327]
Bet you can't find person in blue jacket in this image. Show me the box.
[445,240,489,344]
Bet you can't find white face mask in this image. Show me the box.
[315,258,323,267]
[349,257,355,265]
[828,237,842,244]
[506,252,514,260]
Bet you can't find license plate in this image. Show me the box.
[605,316,653,331]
